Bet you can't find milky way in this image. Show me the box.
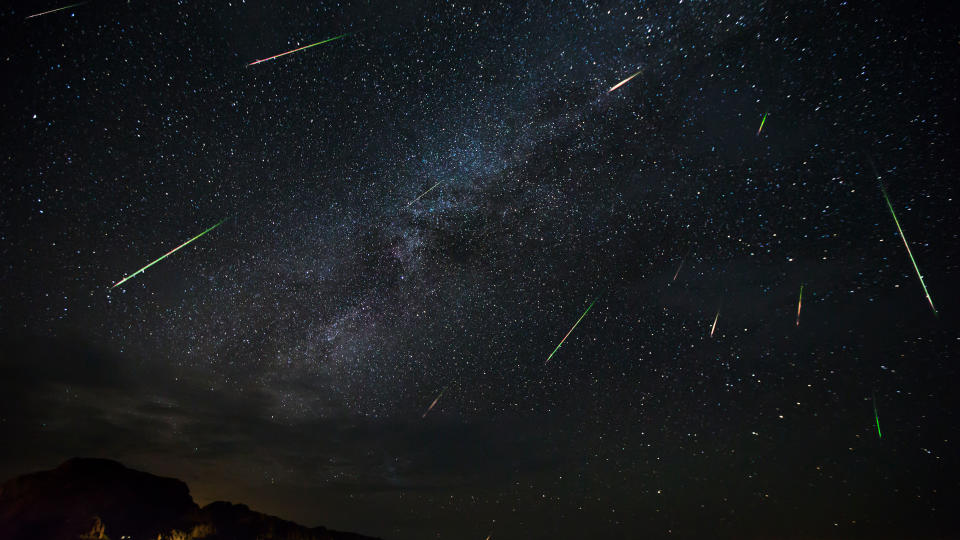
[1,2,958,539]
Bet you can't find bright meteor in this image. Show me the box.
[544,299,597,365]
[608,69,642,93]
[112,219,227,289]
[26,2,86,19]
[407,180,444,207]
[709,311,719,338]
[247,33,350,66]
[422,387,447,419]
[880,185,936,315]
[873,394,882,439]
[757,112,768,135]
[796,284,803,326]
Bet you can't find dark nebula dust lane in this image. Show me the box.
[1,1,959,539]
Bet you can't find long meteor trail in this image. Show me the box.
[796,284,803,326]
[873,394,882,439]
[757,112,768,135]
[608,70,642,93]
[880,185,936,314]
[247,33,349,66]
[407,180,444,207]
[26,2,86,19]
[545,299,597,365]
[112,219,227,288]
[709,311,719,338]
[422,387,447,419]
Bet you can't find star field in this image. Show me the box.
[1,1,958,539]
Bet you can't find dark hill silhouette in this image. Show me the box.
[0,458,381,540]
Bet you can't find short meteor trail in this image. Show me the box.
[26,2,86,19]
[544,299,597,365]
[672,258,684,281]
[608,69,642,93]
[757,112,768,135]
[709,311,719,338]
[873,394,882,439]
[796,284,804,326]
[111,219,227,288]
[880,185,936,314]
[407,180,444,207]
[247,33,349,66]
[422,387,447,419]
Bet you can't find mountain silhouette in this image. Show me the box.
[0,458,381,540]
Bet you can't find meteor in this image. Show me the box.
[247,33,349,66]
[544,299,597,365]
[880,185,936,314]
[709,311,719,338]
[112,219,227,288]
[796,284,803,326]
[26,2,86,19]
[607,69,642,93]
[407,180,444,207]
[422,387,447,419]
[672,258,684,281]
[757,112,768,135]
[873,394,882,439]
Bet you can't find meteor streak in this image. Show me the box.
[880,185,936,314]
[422,387,447,419]
[873,394,882,439]
[757,112,768,135]
[407,180,444,207]
[111,219,227,288]
[796,284,803,326]
[608,70,642,93]
[26,2,86,19]
[672,258,684,281]
[709,311,719,338]
[544,299,597,365]
[247,33,349,66]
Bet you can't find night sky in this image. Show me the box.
[1,1,959,539]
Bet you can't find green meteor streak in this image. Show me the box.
[248,34,350,66]
[757,112,768,135]
[407,180,444,207]
[880,185,936,315]
[112,219,227,288]
[796,284,803,326]
[544,299,597,365]
[873,394,882,439]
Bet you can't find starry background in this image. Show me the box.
[1,1,959,539]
